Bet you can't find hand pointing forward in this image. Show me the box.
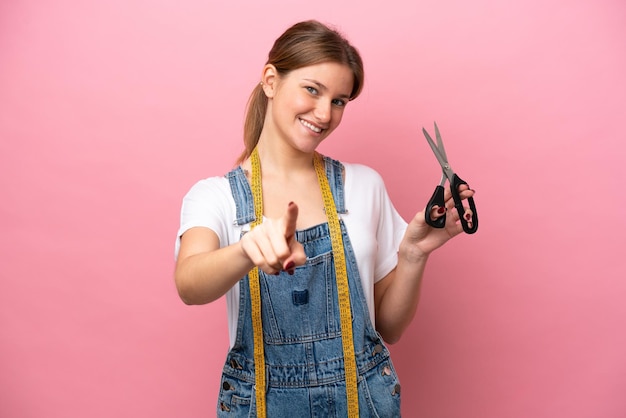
[239,202,307,275]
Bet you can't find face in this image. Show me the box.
[261,61,354,154]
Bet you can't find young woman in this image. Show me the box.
[174,20,474,417]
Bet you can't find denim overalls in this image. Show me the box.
[218,157,402,417]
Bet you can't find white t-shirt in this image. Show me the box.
[175,162,408,348]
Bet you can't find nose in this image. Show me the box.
[313,100,332,124]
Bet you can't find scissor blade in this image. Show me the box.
[433,122,448,162]
[422,127,449,170]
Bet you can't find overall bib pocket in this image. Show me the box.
[260,251,342,344]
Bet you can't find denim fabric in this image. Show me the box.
[217,156,401,417]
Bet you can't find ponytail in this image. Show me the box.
[237,83,267,164]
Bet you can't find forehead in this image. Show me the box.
[285,62,353,93]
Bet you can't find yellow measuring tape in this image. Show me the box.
[313,152,360,417]
[248,149,359,417]
[248,149,267,417]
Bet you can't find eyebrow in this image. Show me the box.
[303,78,351,100]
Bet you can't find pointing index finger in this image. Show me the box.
[283,201,298,239]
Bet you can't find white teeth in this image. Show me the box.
[300,119,322,133]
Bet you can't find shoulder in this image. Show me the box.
[180,175,235,218]
[322,154,384,183]
[178,174,236,235]
[184,175,231,200]
[342,161,386,189]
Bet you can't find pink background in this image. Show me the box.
[1,0,625,417]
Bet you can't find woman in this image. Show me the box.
[174,20,474,417]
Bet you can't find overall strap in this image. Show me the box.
[225,167,256,225]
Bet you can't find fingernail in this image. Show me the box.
[273,272,280,276]
[284,261,295,270]
[288,201,294,207]
[288,269,295,276]
[437,207,446,214]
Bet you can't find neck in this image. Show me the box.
[250,139,315,177]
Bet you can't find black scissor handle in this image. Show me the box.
[425,185,446,228]
[451,174,478,234]
[425,175,478,234]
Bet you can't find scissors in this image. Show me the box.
[422,122,478,234]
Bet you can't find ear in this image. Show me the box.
[261,64,278,98]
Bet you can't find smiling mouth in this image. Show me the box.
[300,118,323,133]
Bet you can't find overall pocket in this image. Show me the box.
[259,251,342,344]
[359,361,402,418]
[217,375,256,417]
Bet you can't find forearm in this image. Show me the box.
[375,246,429,344]
[175,242,254,305]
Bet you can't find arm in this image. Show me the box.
[175,227,254,305]
[373,246,427,345]
[374,186,475,344]
[174,202,306,305]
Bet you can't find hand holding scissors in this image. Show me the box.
[422,122,478,234]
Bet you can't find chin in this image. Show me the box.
[297,139,326,154]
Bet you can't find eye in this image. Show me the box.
[305,86,318,95]
[332,98,347,107]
